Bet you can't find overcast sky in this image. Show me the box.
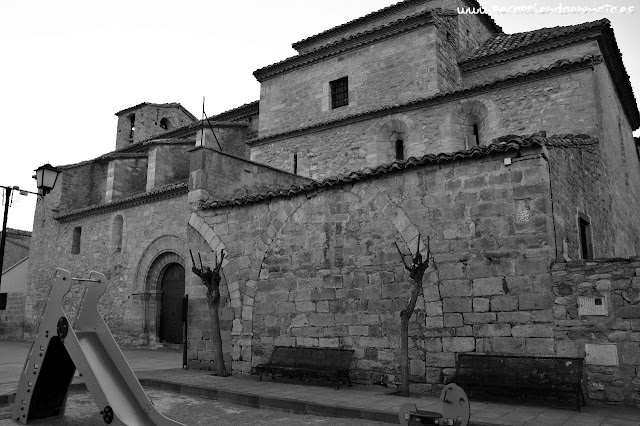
[1,0,638,232]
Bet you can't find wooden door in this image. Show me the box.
[159,264,185,344]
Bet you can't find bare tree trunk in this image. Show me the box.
[208,293,227,377]
[192,249,228,377]
[400,314,410,396]
[400,280,423,397]
[395,235,431,397]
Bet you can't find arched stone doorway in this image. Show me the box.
[159,263,185,344]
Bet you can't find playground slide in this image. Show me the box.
[13,268,185,425]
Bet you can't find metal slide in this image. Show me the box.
[12,268,185,425]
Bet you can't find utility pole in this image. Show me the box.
[0,163,60,293]
[0,185,13,293]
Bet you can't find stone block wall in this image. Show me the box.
[293,0,436,54]
[592,63,640,257]
[462,42,600,87]
[189,147,313,205]
[546,62,640,261]
[250,68,598,180]
[185,227,233,372]
[548,143,607,260]
[189,146,556,386]
[258,26,439,137]
[58,162,107,211]
[434,15,462,92]
[292,0,494,56]
[196,124,249,160]
[552,259,640,407]
[146,143,191,191]
[106,157,148,202]
[116,104,196,150]
[0,292,25,340]
[26,187,189,347]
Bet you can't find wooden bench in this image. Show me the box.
[256,346,354,389]
[451,353,586,411]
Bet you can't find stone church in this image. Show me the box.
[21,0,640,406]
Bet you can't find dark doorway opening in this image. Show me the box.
[159,263,185,344]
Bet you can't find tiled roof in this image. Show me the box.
[292,0,501,51]
[58,100,258,170]
[460,19,609,64]
[248,54,602,146]
[202,134,598,210]
[459,19,639,129]
[209,100,259,122]
[55,182,188,223]
[106,101,259,156]
[254,9,445,81]
[4,228,31,237]
[114,102,198,121]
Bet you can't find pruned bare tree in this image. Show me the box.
[191,249,228,377]
[394,234,433,397]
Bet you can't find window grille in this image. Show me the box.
[330,77,348,109]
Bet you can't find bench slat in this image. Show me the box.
[256,346,354,389]
[452,354,585,411]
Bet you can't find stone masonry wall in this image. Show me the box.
[26,187,189,347]
[251,68,598,180]
[462,42,600,87]
[0,292,25,340]
[258,26,439,137]
[116,105,196,150]
[189,146,556,388]
[196,124,249,160]
[185,227,233,372]
[293,0,494,56]
[189,147,312,205]
[58,162,107,211]
[547,143,609,260]
[293,0,436,54]
[147,143,191,191]
[552,259,640,407]
[108,157,148,202]
[592,62,640,257]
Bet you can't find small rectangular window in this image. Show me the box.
[330,77,348,109]
[395,139,405,161]
[72,226,82,254]
[0,293,7,310]
[578,217,592,260]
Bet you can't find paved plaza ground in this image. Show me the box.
[1,341,639,425]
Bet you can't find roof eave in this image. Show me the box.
[254,10,437,82]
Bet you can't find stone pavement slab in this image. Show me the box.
[0,341,182,398]
[2,341,640,425]
[132,368,640,426]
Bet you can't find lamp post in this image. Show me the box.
[0,164,60,293]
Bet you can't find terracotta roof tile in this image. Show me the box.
[203,134,598,210]
[460,19,609,63]
[292,0,501,51]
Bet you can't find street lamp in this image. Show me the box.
[34,163,60,197]
[0,163,60,293]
